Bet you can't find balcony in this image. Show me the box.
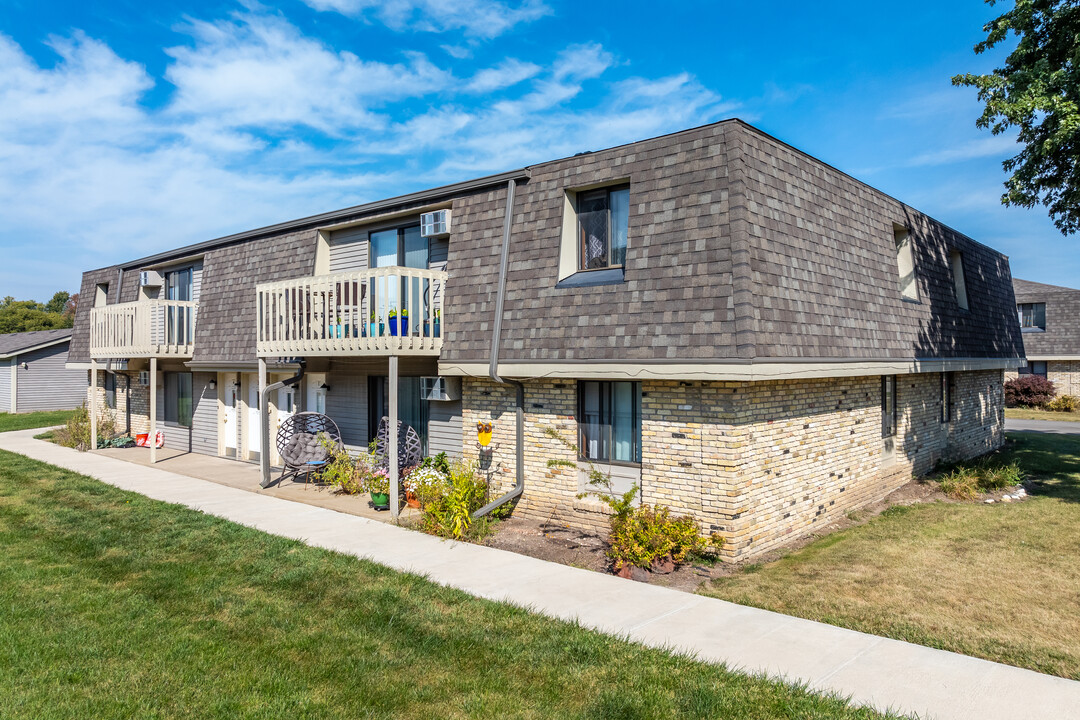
[89,300,198,359]
[255,267,447,357]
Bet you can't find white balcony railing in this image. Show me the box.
[89,300,197,359]
[256,267,446,357]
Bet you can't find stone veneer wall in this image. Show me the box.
[87,370,150,436]
[461,369,1005,561]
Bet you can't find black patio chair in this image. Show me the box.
[275,412,343,486]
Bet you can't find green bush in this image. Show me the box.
[608,505,716,570]
[418,458,491,540]
[1046,394,1079,412]
[939,460,1023,499]
[318,437,364,494]
[940,467,979,500]
[53,403,116,451]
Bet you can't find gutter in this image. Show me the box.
[473,178,525,519]
[259,360,305,488]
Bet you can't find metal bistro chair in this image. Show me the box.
[275,412,343,485]
[373,417,422,473]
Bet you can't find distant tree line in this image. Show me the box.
[0,292,78,334]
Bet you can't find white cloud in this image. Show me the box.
[0,11,734,299]
[465,58,540,93]
[906,135,1018,167]
[164,14,452,136]
[302,0,550,38]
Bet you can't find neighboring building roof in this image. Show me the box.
[68,119,1026,370]
[1012,278,1080,359]
[0,328,72,359]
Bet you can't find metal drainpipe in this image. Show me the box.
[259,360,305,488]
[473,178,525,519]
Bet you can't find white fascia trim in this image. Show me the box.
[1026,356,1080,361]
[438,357,1023,382]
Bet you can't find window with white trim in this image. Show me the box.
[577,185,630,271]
[578,381,641,464]
[894,226,918,301]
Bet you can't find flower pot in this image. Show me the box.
[389,317,403,336]
[433,320,441,337]
[370,492,390,511]
[369,322,384,337]
[405,489,420,509]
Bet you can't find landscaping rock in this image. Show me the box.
[1001,496,1012,502]
[630,566,652,583]
[650,556,676,574]
[985,498,995,504]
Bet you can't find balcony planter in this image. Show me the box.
[388,310,408,337]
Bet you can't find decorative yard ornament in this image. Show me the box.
[477,421,493,447]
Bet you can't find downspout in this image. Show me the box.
[259,359,305,488]
[473,178,525,519]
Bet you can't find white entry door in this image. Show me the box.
[224,378,238,457]
[306,373,327,416]
[247,380,261,460]
[277,386,295,432]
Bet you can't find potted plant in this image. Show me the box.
[401,465,421,508]
[433,308,441,338]
[389,307,408,336]
[362,465,390,511]
[369,311,383,338]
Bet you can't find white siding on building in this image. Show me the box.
[328,227,370,273]
[191,372,217,456]
[15,343,85,412]
[427,398,462,457]
[0,358,12,412]
[325,371,368,449]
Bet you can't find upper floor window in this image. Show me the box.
[893,226,918,301]
[578,380,641,465]
[578,185,629,271]
[165,267,193,302]
[949,250,968,310]
[1018,302,1045,331]
[369,225,428,269]
[94,283,109,307]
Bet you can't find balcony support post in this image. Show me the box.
[258,357,268,477]
[389,354,399,521]
[149,357,157,464]
[90,359,98,452]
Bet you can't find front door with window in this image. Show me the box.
[224,379,238,457]
[247,378,261,461]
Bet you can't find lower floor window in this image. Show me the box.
[578,381,641,464]
[882,375,897,437]
[164,372,193,427]
[1019,360,1047,377]
[940,372,953,424]
[104,371,116,410]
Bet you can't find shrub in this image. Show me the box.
[1046,394,1079,412]
[419,451,451,475]
[406,465,449,507]
[319,437,364,494]
[608,505,719,570]
[940,467,979,500]
[419,458,490,539]
[939,460,1023,498]
[53,403,117,451]
[544,425,723,571]
[1004,375,1056,407]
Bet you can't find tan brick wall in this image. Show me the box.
[462,369,1005,562]
[88,370,150,436]
[1048,361,1080,396]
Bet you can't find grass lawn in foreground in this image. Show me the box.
[0,449,892,720]
[0,409,76,433]
[702,432,1080,680]
[1004,407,1080,422]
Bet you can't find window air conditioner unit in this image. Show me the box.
[140,270,163,287]
[420,209,451,238]
[138,370,150,386]
[421,376,461,402]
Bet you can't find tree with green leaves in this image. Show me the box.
[0,293,76,334]
[952,0,1080,235]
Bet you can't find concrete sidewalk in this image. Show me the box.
[3,429,1078,720]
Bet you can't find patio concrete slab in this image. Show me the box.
[3,428,1079,720]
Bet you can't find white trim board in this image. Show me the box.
[439,357,1022,382]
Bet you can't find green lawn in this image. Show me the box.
[1005,407,1080,422]
[0,450,892,720]
[701,432,1080,680]
[0,409,76,433]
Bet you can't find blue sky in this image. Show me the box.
[1,0,1075,301]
